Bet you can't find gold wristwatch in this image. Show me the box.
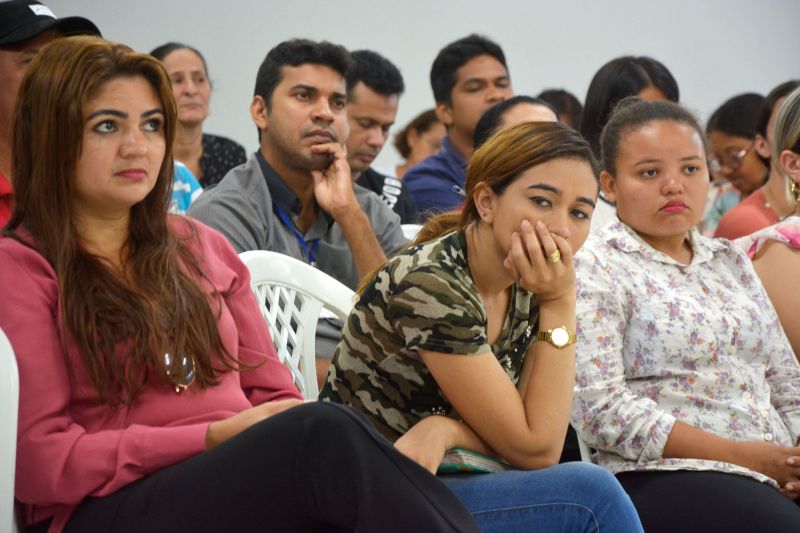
[535,325,577,349]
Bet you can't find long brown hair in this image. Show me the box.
[357,121,598,295]
[6,36,242,405]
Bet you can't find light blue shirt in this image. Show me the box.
[170,161,203,215]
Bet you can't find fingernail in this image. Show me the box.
[521,220,532,230]
[789,458,795,465]
[536,220,545,231]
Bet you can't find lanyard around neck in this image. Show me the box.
[273,204,320,267]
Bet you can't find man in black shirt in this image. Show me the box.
[346,50,418,223]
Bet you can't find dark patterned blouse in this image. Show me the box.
[200,133,247,187]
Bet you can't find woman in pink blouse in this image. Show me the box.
[572,97,800,532]
[737,87,800,359]
[0,36,478,533]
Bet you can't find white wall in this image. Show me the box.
[50,0,800,172]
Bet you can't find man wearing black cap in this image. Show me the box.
[0,0,99,227]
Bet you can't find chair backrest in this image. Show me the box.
[401,223,423,241]
[239,251,355,400]
[0,328,20,532]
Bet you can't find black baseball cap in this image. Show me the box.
[0,0,99,47]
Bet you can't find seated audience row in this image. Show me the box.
[4,1,800,531]
[322,95,800,533]
[0,34,480,533]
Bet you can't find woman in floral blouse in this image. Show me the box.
[572,97,800,532]
[737,87,800,359]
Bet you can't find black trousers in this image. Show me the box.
[59,402,478,533]
[617,470,800,533]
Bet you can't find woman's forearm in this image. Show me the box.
[437,416,495,457]
[662,420,738,463]
[663,420,800,486]
[514,295,577,466]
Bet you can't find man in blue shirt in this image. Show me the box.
[404,34,513,220]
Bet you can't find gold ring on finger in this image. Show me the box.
[547,250,561,263]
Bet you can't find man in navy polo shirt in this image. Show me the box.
[404,34,513,220]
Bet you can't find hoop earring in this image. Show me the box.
[791,180,800,205]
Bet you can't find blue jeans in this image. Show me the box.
[440,462,643,532]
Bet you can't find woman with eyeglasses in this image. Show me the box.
[714,82,800,240]
[737,86,800,359]
[704,93,768,238]
[0,36,480,533]
[573,96,800,532]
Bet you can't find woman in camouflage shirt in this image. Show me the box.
[321,122,643,532]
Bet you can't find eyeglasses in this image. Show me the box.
[709,142,755,173]
[164,352,196,393]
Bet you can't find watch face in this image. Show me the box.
[551,327,570,348]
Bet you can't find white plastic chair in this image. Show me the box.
[401,223,423,241]
[0,328,20,532]
[239,251,354,400]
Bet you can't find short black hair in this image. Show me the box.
[537,88,583,129]
[756,80,800,138]
[254,39,354,107]
[473,96,556,149]
[601,97,707,176]
[430,34,507,105]
[346,49,404,99]
[580,56,679,157]
[706,93,764,139]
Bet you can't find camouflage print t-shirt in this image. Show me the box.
[319,229,539,442]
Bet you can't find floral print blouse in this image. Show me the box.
[572,219,800,487]
[735,215,800,258]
